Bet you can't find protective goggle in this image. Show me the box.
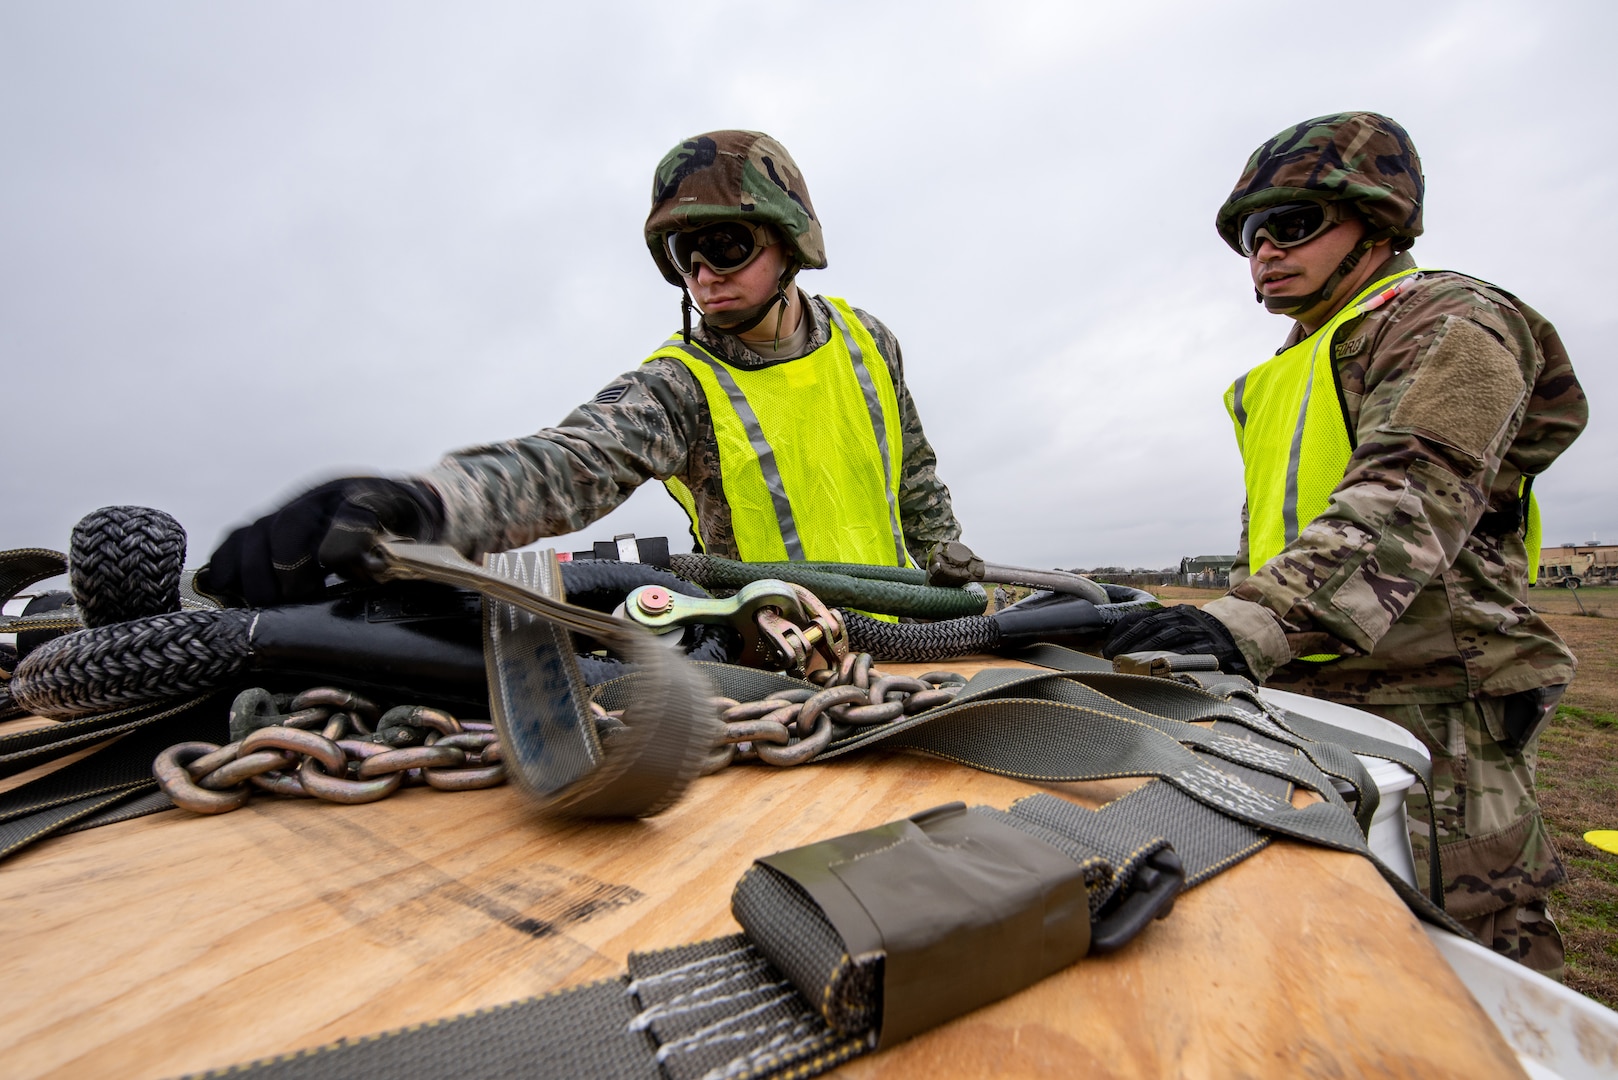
[664,220,776,276]
[1239,201,1343,256]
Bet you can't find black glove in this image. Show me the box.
[200,478,445,607]
[1101,605,1253,679]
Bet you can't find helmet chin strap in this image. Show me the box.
[688,265,799,343]
[1255,230,1393,316]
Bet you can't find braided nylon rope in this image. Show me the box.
[11,608,253,717]
[69,506,186,628]
[841,610,999,662]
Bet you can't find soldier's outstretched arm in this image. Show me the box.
[202,363,702,605]
[423,360,700,557]
[1202,279,1569,681]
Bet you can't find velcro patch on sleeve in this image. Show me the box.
[1388,316,1525,463]
[593,383,631,405]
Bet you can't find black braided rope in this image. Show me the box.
[841,610,1000,662]
[10,609,253,718]
[560,559,711,610]
[9,556,735,716]
[69,506,186,628]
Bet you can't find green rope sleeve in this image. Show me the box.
[669,554,986,619]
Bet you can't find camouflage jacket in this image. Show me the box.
[1204,253,1588,703]
[422,294,962,565]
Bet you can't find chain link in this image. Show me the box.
[695,653,966,774]
[155,686,506,815]
[158,649,964,809]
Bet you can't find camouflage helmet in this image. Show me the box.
[644,130,826,287]
[1215,112,1425,255]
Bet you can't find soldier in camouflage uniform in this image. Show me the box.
[1105,113,1587,977]
[203,130,961,606]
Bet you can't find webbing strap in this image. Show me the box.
[1024,644,1445,906]
[0,787,153,857]
[0,695,214,780]
[602,654,1454,928]
[0,548,66,610]
[0,693,222,859]
[61,787,177,832]
[831,664,1456,927]
[183,935,871,1080]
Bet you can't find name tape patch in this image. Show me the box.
[1333,337,1368,361]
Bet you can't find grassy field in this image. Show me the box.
[1527,583,1618,618]
[1144,584,1618,1006]
[1536,611,1618,1007]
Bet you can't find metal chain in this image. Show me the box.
[682,652,967,774]
[154,686,506,815]
[159,650,962,810]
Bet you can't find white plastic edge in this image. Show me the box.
[1424,924,1618,1079]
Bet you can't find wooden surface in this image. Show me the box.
[1,661,1528,1079]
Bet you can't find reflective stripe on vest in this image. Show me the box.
[646,296,909,566]
[1225,268,1544,663]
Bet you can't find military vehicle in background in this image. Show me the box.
[1177,554,1236,589]
[1536,542,1618,589]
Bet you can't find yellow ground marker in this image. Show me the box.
[1584,830,1618,855]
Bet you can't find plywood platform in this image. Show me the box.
[0,661,1527,1079]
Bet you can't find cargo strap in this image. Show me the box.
[190,645,1468,1080]
[1014,643,1445,910]
[674,642,1450,921]
[0,694,231,858]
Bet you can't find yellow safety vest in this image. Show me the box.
[1224,269,1542,660]
[645,296,911,567]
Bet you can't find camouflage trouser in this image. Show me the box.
[1363,696,1567,981]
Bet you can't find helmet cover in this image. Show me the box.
[645,130,826,286]
[1215,112,1424,255]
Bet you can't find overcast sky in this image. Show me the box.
[3,1,1613,576]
